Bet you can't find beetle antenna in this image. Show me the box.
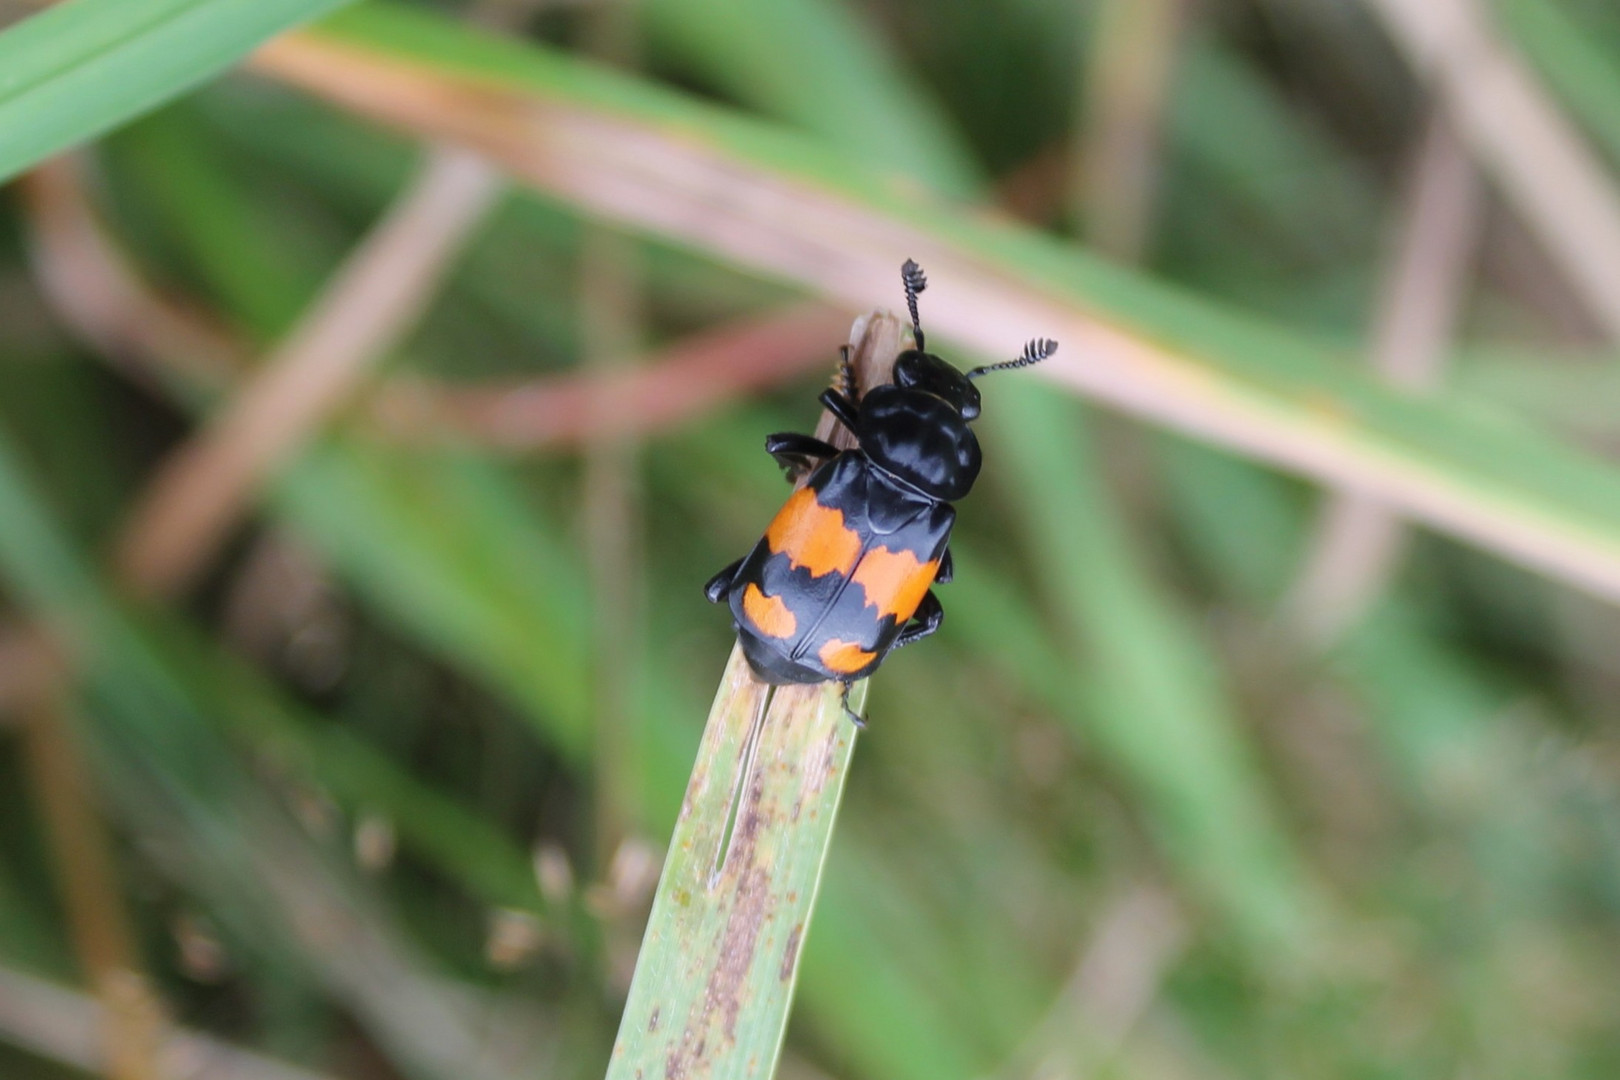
[901,258,927,350]
[966,338,1058,380]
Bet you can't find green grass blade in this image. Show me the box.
[0,0,353,183]
[607,652,861,1079]
[609,312,899,1077]
[640,0,982,199]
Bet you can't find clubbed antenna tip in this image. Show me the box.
[966,337,1058,380]
[900,259,927,350]
[901,258,927,295]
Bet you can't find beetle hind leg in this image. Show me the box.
[893,590,944,650]
[838,681,866,730]
[704,559,744,603]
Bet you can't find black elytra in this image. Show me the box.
[704,260,1057,727]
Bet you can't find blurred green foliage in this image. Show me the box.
[3,0,1620,1078]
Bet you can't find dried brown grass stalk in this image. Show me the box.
[114,145,501,599]
[18,157,245,393]
[0,965,338,1080]
[373,303,850,448]
[1075,0,1187,260]
[250,33,1620,605]
[21,155,849,455]
[1363,0,1620,341]
[1286,110,1483,640]
[18,683,167,1080]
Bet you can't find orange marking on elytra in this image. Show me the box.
[742,583,797,639]
[818,638,877,674]
[765,487,861,578]
[851,546,938,623]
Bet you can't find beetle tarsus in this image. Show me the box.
[839,682,866,729]
[838,344,858,400]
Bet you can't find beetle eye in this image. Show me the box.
[961,391,981,421]
[894,351,924,388]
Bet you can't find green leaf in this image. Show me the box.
[607,653,863,1079]
[0,0,354,183]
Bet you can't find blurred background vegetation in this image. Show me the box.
[4,0,1620,1077]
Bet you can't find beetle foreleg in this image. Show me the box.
[935,546,954,584]
[817,388,861,434]
[765,432,839,481]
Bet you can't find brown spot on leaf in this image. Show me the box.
[780,923,804,982]
[664,768,776,1077]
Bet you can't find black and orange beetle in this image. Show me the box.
[704,260,1057,724]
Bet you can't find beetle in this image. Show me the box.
[704,259,1057,725]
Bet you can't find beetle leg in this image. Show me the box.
[893,590,944,649]
[935,546,954,584]
[765,432,839,481]
[703,559,744,603]
[838,681,866,729]
[817,388,861,434]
